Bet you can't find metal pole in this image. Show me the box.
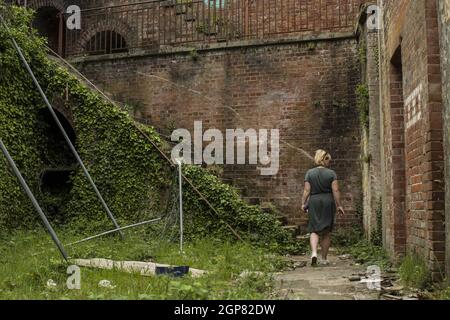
[177,160,183,253]
[0,139,68,261]
[0,14,124,239]
[65,218,162,247]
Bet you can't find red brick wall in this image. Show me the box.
[380,0,446,277]
[438,0,450,278]
[72,37,363,230]
[42,0,368,55]
[358,6,382,242]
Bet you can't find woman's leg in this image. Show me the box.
[320,231,331,261]
[310,233,319,258]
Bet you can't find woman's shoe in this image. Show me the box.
[311,255,318,266]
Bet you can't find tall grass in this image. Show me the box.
[0,229,287,300]
[399,254,432,291]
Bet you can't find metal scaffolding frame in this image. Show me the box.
[0,12,163,260]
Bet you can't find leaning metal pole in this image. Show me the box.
[177,160,184,253]
[65,218,162,247]
[0,139,68,261]
[0,14,123,238]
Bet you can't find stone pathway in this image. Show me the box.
[274,251,382,300]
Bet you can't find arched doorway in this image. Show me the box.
[32,6,66,56]
[38,107,77,223]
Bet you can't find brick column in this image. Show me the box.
[438,0,450,278]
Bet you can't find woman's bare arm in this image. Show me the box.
[332,180,345,215]
[301,182,311,211]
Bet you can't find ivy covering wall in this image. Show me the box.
[0,4,297,252]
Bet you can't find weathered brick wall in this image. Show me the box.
[438,0,450,278]
[25,0,367,55]
[379,0,446,277]
[358,5,381,242]
[71,37,362,230]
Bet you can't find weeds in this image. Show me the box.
[0,229,287,300]
[346,241,391,270]
[399,254,432,291]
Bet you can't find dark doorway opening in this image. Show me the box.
[32,6,66,56]
[38,108,77,223]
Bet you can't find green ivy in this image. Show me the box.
[0,3,299,253]
[356,83,370,130]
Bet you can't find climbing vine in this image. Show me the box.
[356,83,370,130]
[0,3,298,253]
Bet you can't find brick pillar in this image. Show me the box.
[438,0,450,278]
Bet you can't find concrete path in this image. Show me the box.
[274,252,381,300]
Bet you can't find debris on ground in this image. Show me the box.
[98,280,116,289]
[74,258,207,278]
[239,270,265,278]
[46,279,57,289]
[348,276,361,282]
[292,261,307,269]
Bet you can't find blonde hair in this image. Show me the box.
[314,149,332,167]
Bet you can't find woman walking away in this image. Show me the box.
[301,150,345,266]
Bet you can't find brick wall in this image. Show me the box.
[71,37,363,230]
[379,0,446,277]
[24,0,367,56]
[358,4,382,241]
[438,0,450,278]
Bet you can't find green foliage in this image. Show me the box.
[0,4,298,253]
[432,285,450,300]
[359,40,367,65]
[346,240,391,270]
[333,226,364,248]
[399,254,432,290]
[0,230,285,300]
[371,197,383,246]
[0,4,50,228]
[189,47,199,61]
[182,166,303,253]
[356,84,370,130]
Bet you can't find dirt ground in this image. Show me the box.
[273,250,384,300]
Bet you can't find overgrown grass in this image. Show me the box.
[346,241,392,271]
[334,227,392,271]
[399,254,432,291]
[0,229,287,300]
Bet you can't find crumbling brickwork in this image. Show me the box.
[379,0,446,278]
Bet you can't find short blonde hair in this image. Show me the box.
[314,149,332,167]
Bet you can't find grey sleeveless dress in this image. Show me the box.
[305,167,337,233]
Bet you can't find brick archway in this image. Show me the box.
[77,19,134,54]
[27,0,68,12]
[28,0,69,56]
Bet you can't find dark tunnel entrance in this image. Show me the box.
[38,108,77,222]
